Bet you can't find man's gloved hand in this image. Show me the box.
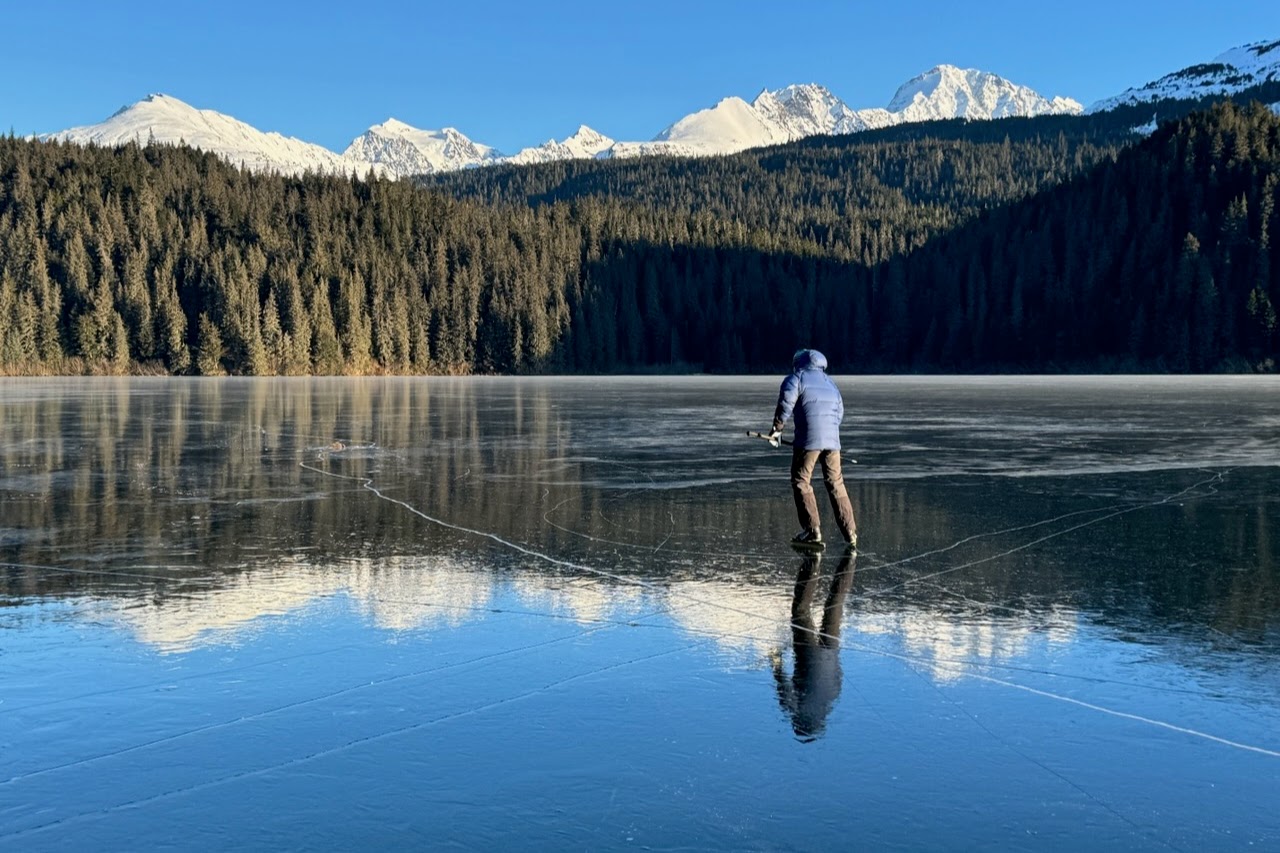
[767,428,783,448]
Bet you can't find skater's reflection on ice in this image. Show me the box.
[771,548,856,742]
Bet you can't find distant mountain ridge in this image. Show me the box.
[38,37,1276,177]
[1088,39,1280,112]
[596,70,1083,160]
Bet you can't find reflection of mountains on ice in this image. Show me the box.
[110,555,650,652]
[663,579,794,659]
[344,557,493,631]
[112,557,469,651]
[109,554,1079,679]
[852,606,1078,682]
[663,579,1079,677]
[509,574,644,626]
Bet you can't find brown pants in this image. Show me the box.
[791,448,857,542]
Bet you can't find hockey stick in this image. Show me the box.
[745,431,857,463]
[746,430,794,447]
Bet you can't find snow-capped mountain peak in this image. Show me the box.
[653,96,788,149]
[1215,38,1280,76]
[751,84,871,136]
[41,93,350,176]
[507,125,617,165]
[594,95,788,161]
[887,65,1083,122]
[107,92,175,120]
[371,118,416,134]
[341,120,502,178]
[568,125,609,145]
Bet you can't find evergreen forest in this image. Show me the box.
[0,99,1278,375]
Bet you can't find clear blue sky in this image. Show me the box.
[4,0,1277,153]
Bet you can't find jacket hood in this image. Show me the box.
[792,349,828,372]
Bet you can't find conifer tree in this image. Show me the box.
[194,312,225,376]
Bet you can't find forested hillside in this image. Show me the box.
[860,102,1280,370]
[423,123,1132,266]
[0,102,1277,375]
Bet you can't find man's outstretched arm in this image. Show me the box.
[772,374,800,433]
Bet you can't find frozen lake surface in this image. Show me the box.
[2,376,1278,850]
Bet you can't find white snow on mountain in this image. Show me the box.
[506,125,615,165]
[1089,39,1280,113]
[649,95,792,154]
[340,119,503,178]
[885,65,1083,123]
[752,84,873,137]
[598,140,705,160]
[1132,116,1160,136]
[598,89,840,159]
[851,108,899,131]
[600,140,705,160]
[40,94,351,176]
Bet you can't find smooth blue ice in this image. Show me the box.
[2,376,1278,850]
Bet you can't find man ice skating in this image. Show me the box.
[768,349,857,549]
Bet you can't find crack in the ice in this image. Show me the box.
[901,656,1189,852]
[0,607,667,787]
[853,503,1131,575]
[0,643,693,841]
[0,561,202,587]
[540,500,774,560]
[936,662,1280,758]
[859,471,1229,599]
[0,642,368,717]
